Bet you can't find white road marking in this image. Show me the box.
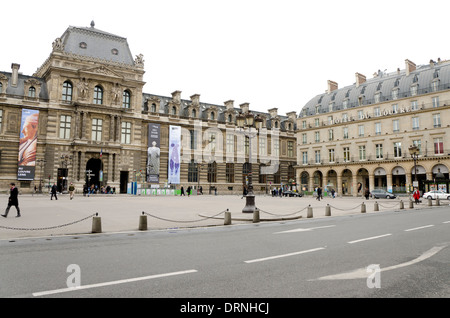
[347,234,392,244]
[404,225,434,232]
[311,245,447,281]
[32,269,198,297]
[443,221,450,224]
[245,247,325,264]
[274,225,336,234]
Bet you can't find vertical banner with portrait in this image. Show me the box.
[168,125,181,184]
[18,109,39,180]
[147,123,161,183]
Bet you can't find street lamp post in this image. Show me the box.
[409,145,419,190]
[236,112,263,213]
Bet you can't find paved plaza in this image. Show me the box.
[0,192,439,240]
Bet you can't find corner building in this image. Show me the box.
[0,23,297,194]
[296,58,450,196]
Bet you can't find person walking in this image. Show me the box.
[69,183,75,200]
[364,187,370,200]
[181,186,185,196]
[2,183,21,218]
[316,187,322,201]
[413,188,421,204]
[51,183,58,200]
[187,186,191,197]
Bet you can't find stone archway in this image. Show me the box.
[86,158,103,190]
[341,169,353,196]
[374,167,387,190]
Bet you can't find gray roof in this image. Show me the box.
[60,23,134,65]
[300,61,450,117]
[0,72,48,100]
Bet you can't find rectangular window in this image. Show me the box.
[302,133,307,144]
[410,85,418,96]
[374,107,381,117]
[393,120,399,132]
[315,150,321,164]
[375,122,381,135]
[343,100,348,109]
[328,149,335,163]
[392,104,398,113]
[434,138,444,154]
[0,109,3,133]
[392,89,399,100]
[432,96,440,108]
[433,114,441,128]
[272,138,279,157]
[302,151,308,165]
[315,131,320,142]
[394,142,402,157]
[411,100,418,111]
[343,127,349,139]
[121,122,132,144]
[359,145,366,160]
[302,120,307,129]
[259,136,267,156]
[226,133,234,153]
[328,129,334,141]
[91,118,103,141]
[358,125,364,137]
[358,110,364,120]
[315,118,320,127]
[287,141,294,157]
[188,161,198,183]
[327,116,333,125]
[343,147,350,162]
[412,117,420,130]
[59,115,72,139]
[342,113,348,122]
[190,130,198,150]
[226,163,234,183]
[210,133,217,154]
[376,144,383,159]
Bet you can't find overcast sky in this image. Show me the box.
[2,0,449,116]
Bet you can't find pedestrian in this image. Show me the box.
[413,188,420,204]
[317,187,322,201]
[181,186,185,196]
[199,186,203,195]
[242,186,247,199]
[69,183,75,200]
[364,187,370,200]
[51,183,58,200]
[331,188,335,199]
[2,183,21,218]
[187,186,191,197]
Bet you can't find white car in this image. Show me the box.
[422,190,450,200]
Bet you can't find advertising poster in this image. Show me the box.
[168,125,181,184]
[147,123,161,183]
[18,109,39,180]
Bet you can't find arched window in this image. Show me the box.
[0,82,3,94]
[192,109,197,118]
[93,86,103,105]
[28,87,36,98]
[228,114,232,123]
[123,90,131,108]
[210,112,215,120]
[62,81,73,102]
[151,103,157,113]
[171,106,177,116]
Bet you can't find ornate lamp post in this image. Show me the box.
[409,145,419,189]
[236,112,263,213]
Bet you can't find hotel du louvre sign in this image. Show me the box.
[330,105,415,125]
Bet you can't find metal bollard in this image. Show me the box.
[224,210,232,225]
[436,197,440,206]
[361,202,366,213]
[325,204,331,216]
[428,198,432,206]
[253,208,260,223]
[400,200,404,209]
[139,212,148,231]
[91,213,102,233]
[374,202,379,211]
[307,205,313,218]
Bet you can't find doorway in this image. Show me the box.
[86,158,103,189]
[120,171,129,194]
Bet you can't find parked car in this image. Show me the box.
[422,190,450,200]
[370,189,397,199]
[282,190,303,197]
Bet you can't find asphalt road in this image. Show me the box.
[0,206,449,304]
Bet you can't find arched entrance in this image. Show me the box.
[327,170,337,192]
[374,167,387,190]
[410,165,426,193]
[357,168,369,194]
[392,166,406,193]
[86,158,103,190]
[300,171,309,192]
[341,169,353,195]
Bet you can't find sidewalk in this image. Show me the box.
[0,193,438,240]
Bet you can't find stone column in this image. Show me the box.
[337,174,343,197]
[352,174,358,197]
[387,173,393,193]
[369,173,375,192]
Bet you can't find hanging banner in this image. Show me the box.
[18,109,39,180]
[147,123,161,183]
[168,125,181,184]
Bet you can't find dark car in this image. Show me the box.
[282,190,303,197]
[370,189,396,199]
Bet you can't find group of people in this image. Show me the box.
[180,186,193,196]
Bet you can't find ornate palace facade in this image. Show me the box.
[0,23,297,194]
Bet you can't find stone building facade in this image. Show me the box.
[296,58,450,196]
[0,23,297,194]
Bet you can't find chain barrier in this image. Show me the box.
[142,209,228,223]
[258,205,309,217]
[376,201,403,208]
[0,213,98,231]
[328,203,363,211]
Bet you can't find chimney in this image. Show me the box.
[190,94,200,106]
[327,80,338,94]
[171,90,182,104]
[239,103,250,114]
[268,108,278,118]
[286,111,297,122]
[11,63,20,87]
[355,73,366,88]
[224,100,234,110]
[405,59,416,76]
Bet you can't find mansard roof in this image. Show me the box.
[300,59,450,117]
[60,22,134,66]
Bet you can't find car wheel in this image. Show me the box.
[427,196,432,200]
[447,196,450,200]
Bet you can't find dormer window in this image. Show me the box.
[111,48,119,55]
[79,42,87,49]
[28,87,36,98]
[210,112,215,120]
[192,109,197,118]
[151,103,157,113]
[171,106,177,116]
